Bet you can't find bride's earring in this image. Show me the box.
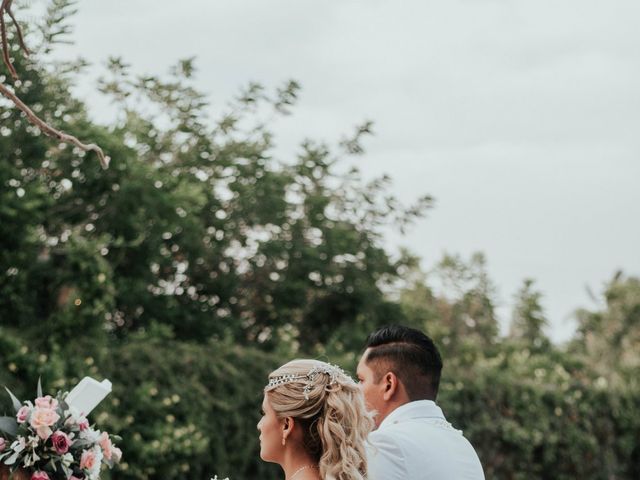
[282,437,286,446]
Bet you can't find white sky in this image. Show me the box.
[39,0,640,342]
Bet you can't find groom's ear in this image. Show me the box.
[382,372,399,401]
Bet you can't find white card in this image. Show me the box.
[65,377,112,416]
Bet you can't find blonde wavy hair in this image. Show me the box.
[265,359,374,480]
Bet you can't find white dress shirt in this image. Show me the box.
[367,400,485,480]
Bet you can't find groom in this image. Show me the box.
[357,324,485,480]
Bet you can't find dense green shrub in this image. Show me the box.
[441,347,640,480]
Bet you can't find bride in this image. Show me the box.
[258,359,373,480]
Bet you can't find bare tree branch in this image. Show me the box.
[0,0,110,168]
[6,4,29,55]
[0,82,110,168]
[1,0,23,80]
[0,4,18,80]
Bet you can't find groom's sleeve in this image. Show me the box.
[366,430,407,480]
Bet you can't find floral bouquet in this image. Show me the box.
[0,381,122,480]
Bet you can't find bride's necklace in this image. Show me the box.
[289,464,316,480]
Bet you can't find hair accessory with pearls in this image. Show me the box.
[266,363,353,400]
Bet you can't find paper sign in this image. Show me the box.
[65,377,112,416]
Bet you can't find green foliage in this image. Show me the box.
[441,337,640,480]
[433,252,500,348]
[571,272,640,387]
[2,36,427,353]
[97,338,281,479]
[39,0,79,52]
[509,278,550,350]
[398,252,500,363]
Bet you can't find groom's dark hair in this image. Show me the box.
[364,324,443,401]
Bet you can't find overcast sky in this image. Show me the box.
[43,0,640,342]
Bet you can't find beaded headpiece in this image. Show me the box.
[265,363,353,400]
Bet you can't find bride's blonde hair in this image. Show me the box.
[265,359,373,480]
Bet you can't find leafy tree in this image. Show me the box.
[394,252,501,369]
[509,278,550,350]
[1,5,432,357]
[431,252,499,351]
[1,2,113,342]
[572,272,640,386]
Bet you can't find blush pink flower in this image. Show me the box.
[51,430,72,454]
[0,437,6,452]
[112,446,123,463]
[98,432,113,460]
[78,418,89,431]
[34,395,59,410]
[17,405,31,423]
[29,407,60,440]
[31,471,50,480]
[80,449,97,471]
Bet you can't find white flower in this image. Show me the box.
[79,427,101,443]
[26,435,40,448]
[61,452,74,467]
[10,436,26,453]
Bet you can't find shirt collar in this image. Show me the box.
[378,400,446,430]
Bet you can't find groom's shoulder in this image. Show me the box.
[368,420,485,480]
[366,426,409,480]
[368,419,423,455]
[368,424,404,447]
[369,415,480,461]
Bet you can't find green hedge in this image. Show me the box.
[441,350,640,480]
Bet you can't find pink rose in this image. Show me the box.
[0,437,6,452]
[78,418,89,431]
[31,472,50,480]
[98,432,113,460]
[80,449,97,470]
[51,430,72,454]
[17,405,31,423]
[112,446,123,462]
[34,395,59,410]
[29,407,60,440]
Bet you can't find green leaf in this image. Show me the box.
[4,387,22,412]
[37,377,43,399]
[0,416,18,437]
